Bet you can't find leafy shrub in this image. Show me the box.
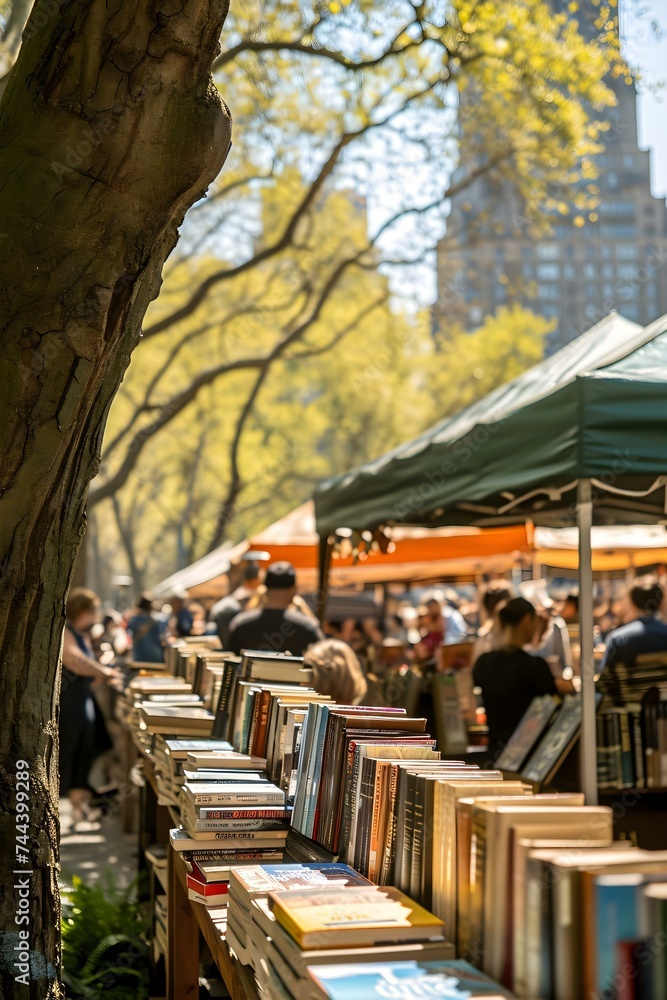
[61,873,149,999]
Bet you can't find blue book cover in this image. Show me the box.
[304,704,331,839]
[594,875,641,995]
[292,703,316,831]
[307,960,514,998]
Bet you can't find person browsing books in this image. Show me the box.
[61,588,124,824]
[472,597,573,761]
[601,575,667,672]
[127,593,167,663]
[303,638,368,704]
[228,561,323,656]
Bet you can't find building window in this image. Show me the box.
[617,264,637,280]
[602,284,616,299]
[541,305,561,319]
[583,263,597,279]
[537,284,561,301]
[616,244,639,260]
[618,284,638,301]
[586,284,599,301]
[600,245,613,259]
[601,264,614,279]
[601,201,635,216]
[608,172,619,189]
[537,263,560,280]
[623,304,640,320]
[600,225,636,238]
[563,263,577,280]
[537,243,560,259]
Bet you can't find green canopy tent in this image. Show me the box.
[314,311,667,802]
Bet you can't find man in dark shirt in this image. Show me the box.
[601,576,667,672]
[210,561,262,648]
[473,597,572,761]
[228,561,323,656]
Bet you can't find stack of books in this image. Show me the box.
[178,750,290,856]
[165,635,223,681]
[151,737,233,806]
[257,883,457,999]
[226,863,373,967]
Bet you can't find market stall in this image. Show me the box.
[314,310,667,803]
[152,501,534,599]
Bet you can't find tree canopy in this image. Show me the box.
[83,0,622,591]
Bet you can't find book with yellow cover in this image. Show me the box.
[270,885,445,950]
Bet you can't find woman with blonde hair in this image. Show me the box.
[303,639,368,705]
[61,588,123,823]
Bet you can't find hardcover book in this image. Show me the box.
[270,885,445,949]
[521,694,602,785]
[495,695,557,773]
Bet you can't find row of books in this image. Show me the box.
[597,697,667,790]
[127,646,667,999]
[495,685,667,793]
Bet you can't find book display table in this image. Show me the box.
[167,846,258,1000]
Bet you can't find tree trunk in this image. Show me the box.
[0,0,231,993]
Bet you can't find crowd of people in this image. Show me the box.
[59,562,667,824]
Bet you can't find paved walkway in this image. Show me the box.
[59,797,138,890]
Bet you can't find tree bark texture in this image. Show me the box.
[0,0,232,993]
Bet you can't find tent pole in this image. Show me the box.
[577,479,598,805]
[317,534,333,624]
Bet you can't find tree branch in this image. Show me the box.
[208,286,388,552]
[141,82,442,341]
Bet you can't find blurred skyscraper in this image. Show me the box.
[435,1,667,348]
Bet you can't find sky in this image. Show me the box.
[624,0,667,196]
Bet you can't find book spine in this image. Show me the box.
[368,763,383,882]
[312,714,336,844]
[617,709,634,789]
[409,775,424,901]
[379,765,399,887]
[287,724,303,804]
[393,771,408,892]
[629,708,645,789]
[181,848,282,862]
[468,810,487,964]
[192,818,287,832]
[339,743,358,859]
[181,830,285,843]
[255,691,271,760]
[644,700,658,788]
[346,748,364,868]
[399,772,416,896]
[198,807,287,819]
[610,711,623,788]
[188,791,285,806]
[243,691,258,756]
[356,757,375,878]
[306,710,330,841]
[659,703,667,787]
[211,662,236,741]
[596,714,612,790]
[291,705,314,831]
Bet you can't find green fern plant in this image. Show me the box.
[61,872,150,999]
